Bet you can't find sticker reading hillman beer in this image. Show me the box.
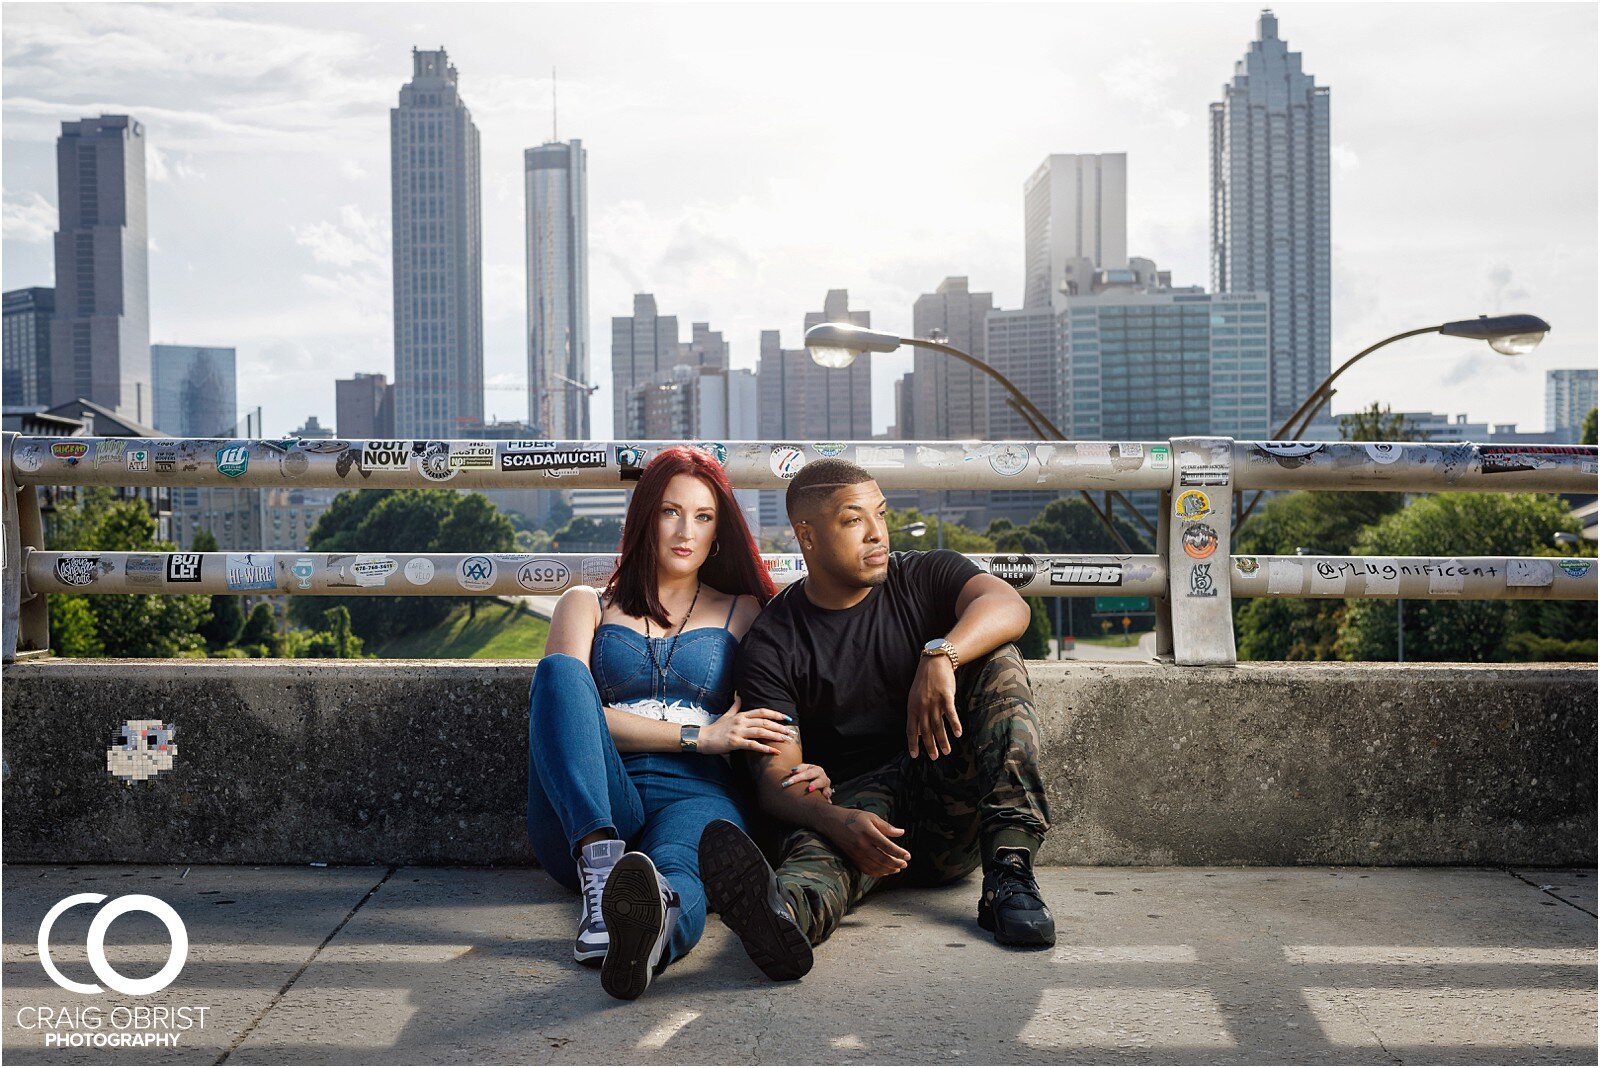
[987,555,1036,589]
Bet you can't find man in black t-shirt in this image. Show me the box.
[698,458,1055,981]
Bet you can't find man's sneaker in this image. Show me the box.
[978,846,1057,947]
[574,839,625,964]
[699,819,814,981]
[600,852,680,1001]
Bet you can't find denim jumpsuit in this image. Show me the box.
[526,596,750,966]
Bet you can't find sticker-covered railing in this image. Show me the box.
[4,433,1595,665]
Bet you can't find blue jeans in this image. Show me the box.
[526,653,749,966]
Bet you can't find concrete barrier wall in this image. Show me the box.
[2,660,1593,867]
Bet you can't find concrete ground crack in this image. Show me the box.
[750,990,778,1064]
[1346,992,1404,1065]
[213,866,398,1065]
[1503,867,1596,918]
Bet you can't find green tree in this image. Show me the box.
[1337,493,1595,661]
[886,508,995,553]
[1580,407,1597,446]
[1233,403,1421,660]
[435,492,515,620]
[538,493,574,533]
[515,528,554,552]
[186,529,245,650]
[551,515,623,553]
[49,596,104,657]
[304,605,365,659]
[1015,596,1052,659]
[291,489,519,643]
[986,498,1148,640]
[240,602,277,648]
[45,488,211,657]
[1337,401,1424,444]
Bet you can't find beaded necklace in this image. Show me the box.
[643,580,701,678]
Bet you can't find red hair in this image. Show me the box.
[603,445,776,627]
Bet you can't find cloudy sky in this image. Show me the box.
[3,2,1595,439]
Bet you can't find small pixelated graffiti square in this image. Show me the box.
[107,720,177,783]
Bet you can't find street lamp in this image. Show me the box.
[1270,314,1550,445]
[893,521,928,538]
[1235,313,1551,533]
[804,322,1147,552]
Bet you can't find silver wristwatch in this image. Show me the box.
[679,724,701,752]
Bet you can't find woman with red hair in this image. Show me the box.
[526,445,828,1000]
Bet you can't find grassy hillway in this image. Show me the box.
[374,601,549,659]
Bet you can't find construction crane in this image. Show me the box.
[476,375,599,432]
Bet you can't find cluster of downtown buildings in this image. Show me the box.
[4,11,1595,552]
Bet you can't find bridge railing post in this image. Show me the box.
[1153,486,1175,660]
[1167,436,1237,666]
[3,432,49,662]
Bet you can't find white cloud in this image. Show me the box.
[2,190,56,243]
[147,143,202,183]
[1101,51,1192,130]
[293,205,387,270]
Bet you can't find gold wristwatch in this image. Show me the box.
[921,638,959,669]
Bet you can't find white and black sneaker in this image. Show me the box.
[574,839,625,964]
[600,852,681,1001]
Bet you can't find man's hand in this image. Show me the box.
[906,653,961,760]
[824,807,910,877]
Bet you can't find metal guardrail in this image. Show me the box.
[21,550,1593,604]
[4,433,1596,665]
[3,435,1594,492]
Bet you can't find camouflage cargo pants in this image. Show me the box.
[774,643,1050,947]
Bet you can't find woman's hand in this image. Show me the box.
[698,695,796,756]
[780,762,834,802]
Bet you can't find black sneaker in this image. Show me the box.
[699,819,814,981]
[600,852,680,1001]
[978,846,1056,947]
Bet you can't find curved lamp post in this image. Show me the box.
[1234,313,1551,532]
[804,322,1144,552]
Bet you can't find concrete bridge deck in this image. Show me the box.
[3,863,1594,1065]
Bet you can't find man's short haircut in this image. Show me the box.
[786,458,876,521]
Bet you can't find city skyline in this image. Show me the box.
[2,4,1594,440]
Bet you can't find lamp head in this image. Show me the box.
[805,322,902,368]
[1439,314,1550,356]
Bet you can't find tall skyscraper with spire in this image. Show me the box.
[1210,9,1331,427]
[526,138,589,439]
[390,47,484,437]
[50,115,150,420]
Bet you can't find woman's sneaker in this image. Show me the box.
[600,852,680,1001]
[574,839,625,964]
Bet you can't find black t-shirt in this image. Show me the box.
[735,549,983,784]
